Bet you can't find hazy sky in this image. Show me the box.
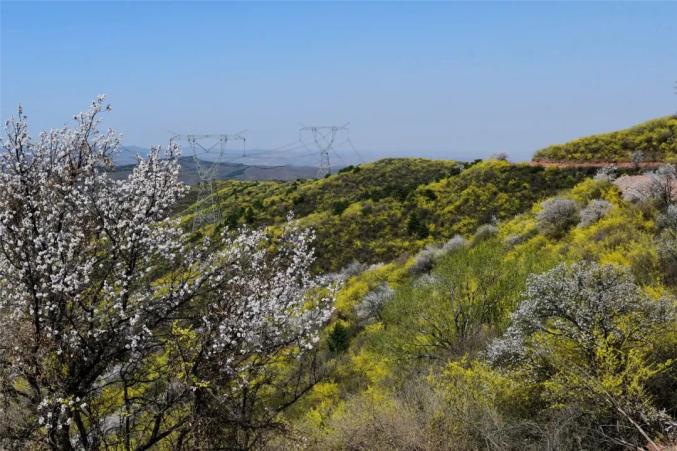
[2,1,676,163]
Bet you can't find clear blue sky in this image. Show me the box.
[2,1,676,162]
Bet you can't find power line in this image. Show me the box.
[170,133,246,230]
[299,123,350,177]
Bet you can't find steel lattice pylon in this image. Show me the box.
[170,133,246,230]
[299,124,349,178]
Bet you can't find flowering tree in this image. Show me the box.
[488,262,676,446]
[0,98,338,449]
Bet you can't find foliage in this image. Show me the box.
[534,116,677,162]
[657,204,677,230]
[408,245,442,276]
[472,223,498,242]
[488,262,673,366]
[441,234,466,252]
[657,229,677,285]
[282,172,677,450]
[327,322,351,354]
[418,160,594,240]
[536,197,580,238]
[646,164,677,210]
[380,239,552,365]
[578,199,612,227]
[594,166,618,183]
[489,261,676,447]
[4,103,677,449]
[186,159,592,272]
[355,283,394,324]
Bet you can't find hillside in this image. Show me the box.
[175,126,677,449]
[184,158,596,271]
[277,172,677,450]
[533,115,677,163]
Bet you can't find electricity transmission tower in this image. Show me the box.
[299,124,350,178]
[170,133,246,230]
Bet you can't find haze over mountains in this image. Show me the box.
[112,155,318,184]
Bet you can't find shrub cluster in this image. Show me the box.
[578,199,612,227]
[536,197,580,237]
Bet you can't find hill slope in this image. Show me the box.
[533,116,677,163]
[278,173,677,450]
[183,158,595,271]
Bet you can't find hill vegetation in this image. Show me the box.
[275,172,677,450]
[2,102,676,450]
[185,159,595,271]
[534,116,677,163]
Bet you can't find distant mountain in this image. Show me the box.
[111,156,318,184]
[114,146,326,168]
[114,146,150,166]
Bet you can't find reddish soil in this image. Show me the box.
[530,159,676,200]
[614,174,677,201]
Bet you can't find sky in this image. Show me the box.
[1,1,676,163]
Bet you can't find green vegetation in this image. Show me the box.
[186,159,595,271]
[278,174,677,450]
[534,116,677,163]
[6,108,676,449]
[176,144,677,448]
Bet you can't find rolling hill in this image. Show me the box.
[533,115,677,163]
[173,120,677,449]
[183,158,596,271]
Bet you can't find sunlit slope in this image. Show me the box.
[285,173,677,450]
[184,158,593,271]
[534,116,677,163]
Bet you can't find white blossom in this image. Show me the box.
[0,99,339,448]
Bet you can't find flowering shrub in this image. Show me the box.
[656,205,677,284]
[355,283,394,323]
[578,199,612,227]
[657,204,677,231]
[409,245,441,275]
[441,234,466,252]
[473,223,498,242]
[409,235,468,276]
[0,99,338,449]
[489,262,673,365]
[536,197,579,238]
[593,166,617,183]
[646,164,676,209]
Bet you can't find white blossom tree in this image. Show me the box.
[488,262,676,447]
[0,98,338,450]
